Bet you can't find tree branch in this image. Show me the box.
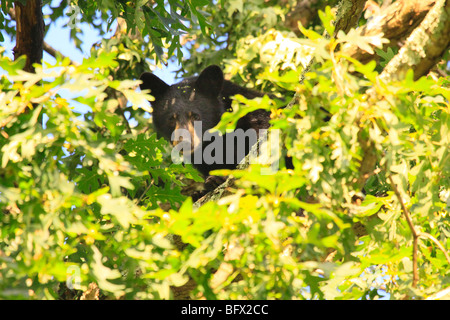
[356,0,449,191]
[387,172,450,290]
[362,1,450,291]
[181,0,450,298]
[378,0,450,81]
[387,174,419,288]
[341,0,437,66]
[426,287,450,300]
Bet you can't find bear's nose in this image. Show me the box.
[172,135,183,147]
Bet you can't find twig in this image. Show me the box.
[387,176,418,238]
[388,173,450,288]
[418,232,450,265]
[136,179,154,205]
[43,41,79,66]
[387,174,419,287]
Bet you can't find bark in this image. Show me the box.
[334,0,367,35]
[378,0,450,81]
[284,0,323,31]
[283,0,366,36]
[285,0,439,66]
[9,5,77,66]
[13,0,44,73]
[342,0,437,65]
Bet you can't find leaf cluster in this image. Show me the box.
[0,50,200,299]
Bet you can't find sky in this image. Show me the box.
[0,1,179,85]
[0,1,183,123]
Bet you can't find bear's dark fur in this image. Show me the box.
[139,65,272,187]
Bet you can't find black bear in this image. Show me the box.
[139,65,274,194]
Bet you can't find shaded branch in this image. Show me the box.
[387,174,419,288]
[43,41,79,66]
[284,0,323,32]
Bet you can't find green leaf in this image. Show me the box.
[375,47,397,68]
[98,195,143,229]
[338,28,389,55]
[0,54,26,75]
[318,6,335,37]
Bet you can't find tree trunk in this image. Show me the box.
[334,0,367,35]
[13,0,44,73]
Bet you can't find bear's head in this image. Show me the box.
[140,65,226,153]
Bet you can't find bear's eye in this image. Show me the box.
[168,114,177,126]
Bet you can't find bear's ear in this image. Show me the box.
[195,65,224,98]
[139,72,170,101]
